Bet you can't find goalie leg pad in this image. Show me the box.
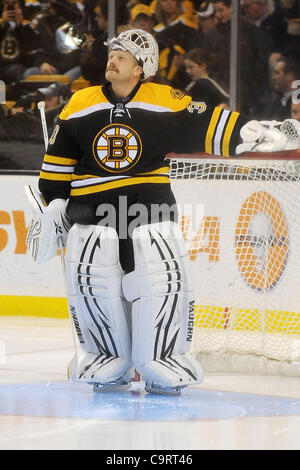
[122,221,203,389]
[65,223,134,384]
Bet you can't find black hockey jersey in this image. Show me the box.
[39,81,245,204]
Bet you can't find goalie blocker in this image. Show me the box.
[25,185,71,263]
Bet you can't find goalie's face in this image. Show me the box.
[105,50,143,84]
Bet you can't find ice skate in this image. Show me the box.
[93,368,135,392]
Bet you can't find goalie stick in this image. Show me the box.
[31,101,79,379]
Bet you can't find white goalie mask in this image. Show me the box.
[107,29,159,80]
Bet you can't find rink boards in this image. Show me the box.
[0,173,300,335]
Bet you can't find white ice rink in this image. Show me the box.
[0,315,300,451]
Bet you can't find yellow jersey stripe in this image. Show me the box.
[70,176,170,196]
[39,171,73,181]
[72,173,99,180]
[59,86,110,120]
[205,107,222,154]
[222,111,240,156]
[59,83,191,120]
[70,167,170,182]
[137,166,170,176]
[44,154,78,166]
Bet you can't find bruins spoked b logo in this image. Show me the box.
[92,124,142,172]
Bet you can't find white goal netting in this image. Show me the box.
[170,156,300,375]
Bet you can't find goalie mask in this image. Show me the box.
[107,29,159,80]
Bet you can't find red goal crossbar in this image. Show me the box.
[166,149,300,161]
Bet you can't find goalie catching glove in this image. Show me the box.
[25,185,71,263]
[236,119,300,154]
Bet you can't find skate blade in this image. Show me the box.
[93,382,131,393]
[145,382,184,396]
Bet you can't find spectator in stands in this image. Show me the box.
[261,51,284,108]
[154,0,183,28]
[79,0,99,34]
[80,0,130,84]
[22,0,53,21]
[181,0,199,27]
[79,0,109,84]
[38,82,70,109]
[0,80,70,137]
[147,0,198,88]
[268,51,284,70]
[291,100,300,121]
[0,98,45,170]
[203,0,273,116]
[38,81,71,133]
[130,3,155,32]
[23,0,83,81]
[0,102,43,142]
[153,0,198,52]
[283,14,300,63]
[79,0,130,35]
[252,0,300,54]
[188,1,218,49]
[0,0,43,83]
[265,56,300,120]
[197,1,217,33]
[184,47,229,107]
[126,3,177,85]
[242,0,274,27]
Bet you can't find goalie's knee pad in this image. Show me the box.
[65,223,133,383]
[122,221,203,388]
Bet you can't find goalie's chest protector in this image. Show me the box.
[56,81,192,177]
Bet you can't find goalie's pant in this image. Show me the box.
[122,221,204,389]
[65,223,134,384]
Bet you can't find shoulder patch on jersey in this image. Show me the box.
[187,101,207,114]
[170,88,186,100]
[134,83,191,112]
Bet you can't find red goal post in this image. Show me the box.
[167,150,300,375]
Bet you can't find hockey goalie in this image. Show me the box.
[25,29,300,396]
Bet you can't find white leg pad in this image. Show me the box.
[122,221,203,388]
[65,224,134,384]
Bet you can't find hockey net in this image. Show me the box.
[169,150,300,376]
